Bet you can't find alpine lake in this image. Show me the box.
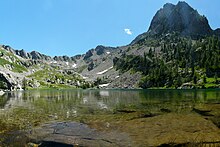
[0,89,220,146]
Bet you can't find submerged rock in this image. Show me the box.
[118,113,220,146]
[160,108,172,113]
[115,109,136,113]
[193,104,220,129]
[29,122,132,147]
[192,107,213,116]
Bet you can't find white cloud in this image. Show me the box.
[124,28,132,35]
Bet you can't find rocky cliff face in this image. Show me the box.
[0,44,92,91]
[148,1,212,37]
[2,45,76,62]
[0,72,22,90]
[132,1,218,44]
[2,45,52,61]
[0,42,119,91]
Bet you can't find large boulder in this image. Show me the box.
[28,122,131,147]
[83,50,93,60]
[0,72,22,91]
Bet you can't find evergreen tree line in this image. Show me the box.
[113,35,220,88]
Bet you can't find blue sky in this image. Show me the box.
[0,0,219,56]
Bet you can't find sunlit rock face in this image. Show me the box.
[132,1,215,45]
[148,1,212,37]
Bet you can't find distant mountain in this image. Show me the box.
[0,44,92,90]
[2,45,77,62]
[132,1,218,44]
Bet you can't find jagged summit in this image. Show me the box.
[163,3,175,8]
[132,1,216,44]
[176,1,191,7]
[149,1,213,36]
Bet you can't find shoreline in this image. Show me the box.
[1,86,220,92]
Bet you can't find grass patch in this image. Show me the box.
[12,63,28,73]
[27,68,86,89]
[0,58,10,65]
[0,58,27,73]
[206,78,219,83]
[205,83,218,89]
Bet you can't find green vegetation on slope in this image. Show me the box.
[0,48,28,73]
[27,68,92,89]
[114,34,220,89]
[0,58,27,73]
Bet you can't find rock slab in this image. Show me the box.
[29,122,132,147]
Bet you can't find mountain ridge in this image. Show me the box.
[2,1,220,61]
[1,1,219,63]
[0,1,220,90]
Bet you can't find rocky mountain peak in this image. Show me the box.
[176,1,191,7]
[148,1,212,37]
[163,3,175,8]
[131,1,215,45]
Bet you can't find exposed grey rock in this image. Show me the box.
[2,45,16,54]
[108,71,142,89]
[72,54,82,60]
[95,45,106,55]
[0,72,14,90]
[30,51,52,60]
[15,49,29,59]
[148,2,212,36]
[0,72,22,91]
[53,55,75,62]
[83,49,93,60]
[179,83,195,89]
[29,122,132,147]
[149,1,212,36]
[88,62,94,71]
[1,45,52,61]
[0,90,4,96]
[132,1,218,44]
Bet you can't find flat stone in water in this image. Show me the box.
[29,122,132,147]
